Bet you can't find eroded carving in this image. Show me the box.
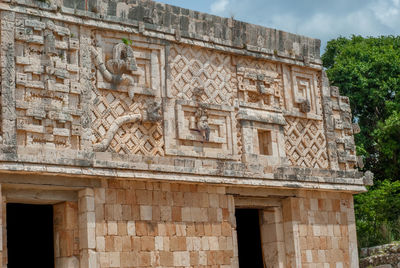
[91,37,165,156]
[194,104,210,142]
[91,43,140,99]
[14,16,81,149]
[299,99,311,113]
[144,100,162,123]
[93,113,142,152]
[237,61,283,110]
[283,66,323,118]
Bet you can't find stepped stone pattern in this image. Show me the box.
[0,0,372,267]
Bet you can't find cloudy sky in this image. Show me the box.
[157,0,400,53]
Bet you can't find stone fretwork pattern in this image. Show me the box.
[168,44,236,106]
[284,117,329,169]
[164,44,239,159]
[14,15,82,150]
[0,1,372,268]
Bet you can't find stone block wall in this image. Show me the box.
[0,179,362,268]
[0,0,373,267]
[294,192,358,267]
[2,178,367,268]
[93,180,237,267]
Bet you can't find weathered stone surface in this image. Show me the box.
[0,1,372,267]
[360,242,400,268]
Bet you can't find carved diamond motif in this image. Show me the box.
[169,45,236,105]
[92,91,164,156]
[284,117,329,169]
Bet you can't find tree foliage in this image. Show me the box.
[322,35,400,181]
[355,181,400,247]
[322,35,400,248]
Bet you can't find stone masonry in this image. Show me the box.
[0,0,372,267]
[360,242,400,268]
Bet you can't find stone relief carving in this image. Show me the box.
[332,91,358,169]
[3,12,359,171]
[144,100,162,123]
[91,43,140,100]
[284,116,329,169]
[194,104,210,142]
[93,98,162,153]
[299,99,311,113]
[14,16,82,149]
[168,44,237,106]
[236,60,283,111]
[91,37,165,155]
[164,44,239,159]
[283,66,323,119]
[93,113,142,152]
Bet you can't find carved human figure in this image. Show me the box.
[195,105,210,142]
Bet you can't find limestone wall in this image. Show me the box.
[0,0,373,267]
[0,179,361,268]
[93,180,236,267]
[0,0,371,192]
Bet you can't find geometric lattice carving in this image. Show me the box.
[284,117,329,169]
[168,44,236,105]
[91,91,164,156]
[90,35,165,156]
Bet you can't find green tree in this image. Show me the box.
[355,180,400,247]
[322,35,400,181]
[322,35,400,248]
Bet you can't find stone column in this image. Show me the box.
[348,196,360,267]
[0,11,17,155]
[54,202,79,268]
[260,207,286,268]
[78,189,97,268]
[0,184,3,268]
[282,197,302,267]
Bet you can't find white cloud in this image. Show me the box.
[159,0,400,51]
[210,0,229,14]
[369,0,400,30]
[220,0,400,51]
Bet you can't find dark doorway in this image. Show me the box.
[235,209,264,268]
[6,203,54,268]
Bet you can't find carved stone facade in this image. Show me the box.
[0,0,371,267]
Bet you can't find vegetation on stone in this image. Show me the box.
[323,35,400,248]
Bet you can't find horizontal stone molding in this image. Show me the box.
[0,1,323,69]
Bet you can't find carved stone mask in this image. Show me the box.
[299,99,311,113]
[106,43,138,74]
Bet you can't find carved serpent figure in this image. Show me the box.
[92,101,162,152]
[91,43,162,152]
[90,43,138,99]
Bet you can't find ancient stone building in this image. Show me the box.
[0,0,372,267]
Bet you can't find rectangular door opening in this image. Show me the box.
[6,203,55,268]
[235,209,264,268]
